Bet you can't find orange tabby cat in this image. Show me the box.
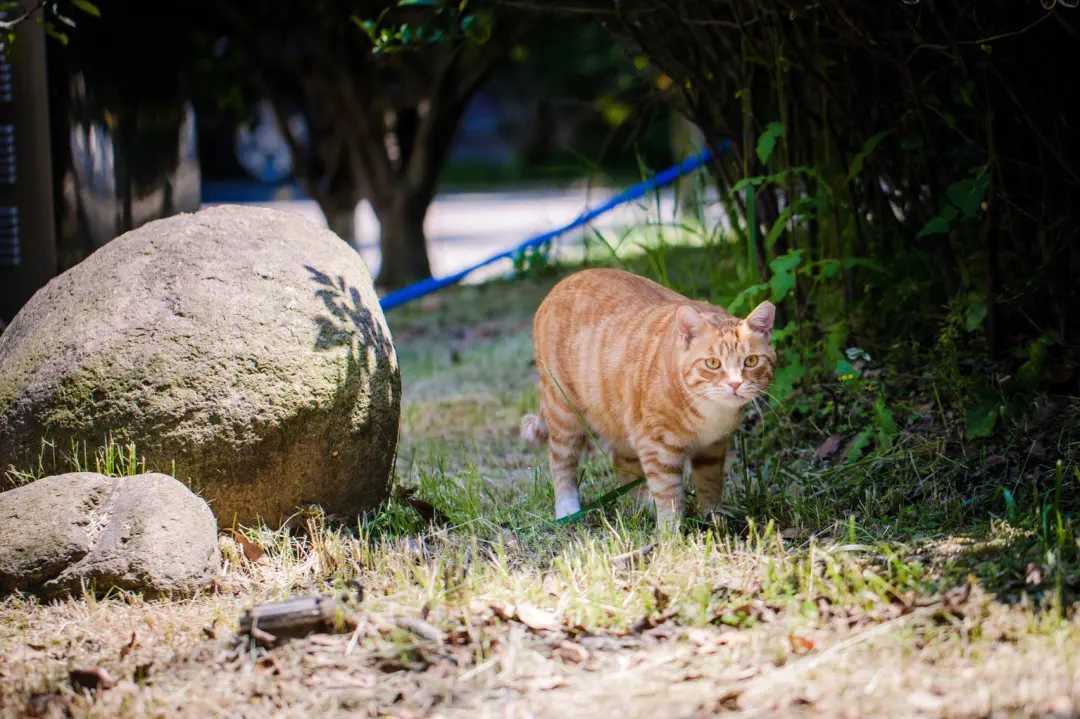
[521,268,776,527]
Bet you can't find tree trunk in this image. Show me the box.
[373,195,431,289]
[323,202,360,251]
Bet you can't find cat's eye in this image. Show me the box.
[744,355,760,368]
[704,357,721,370]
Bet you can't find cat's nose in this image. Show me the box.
[727,380,742,392]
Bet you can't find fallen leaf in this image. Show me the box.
[815,434,843,461]
[491,601,516,622]
[69,666,116,692]
[941,580,973,617]
[515,603,560,632]
[788,634,815,654]
[119,631,137,659]
[226,529,265,562]
[398,488,450,526]
[553,640,589,663]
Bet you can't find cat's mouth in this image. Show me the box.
[718,389,753,404]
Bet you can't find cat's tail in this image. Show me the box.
[520,413,549,446]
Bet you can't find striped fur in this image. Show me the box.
[526,269,776,528]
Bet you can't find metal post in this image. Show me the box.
[0,2,57,324]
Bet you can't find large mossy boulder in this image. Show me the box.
[0,205,400,527]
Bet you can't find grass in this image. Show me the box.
[2,250,1079,716]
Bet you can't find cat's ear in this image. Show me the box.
[744,301,775,335]
[676,305,704,345]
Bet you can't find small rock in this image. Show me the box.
[515,603,560,632]
[69,666,116,692]
[0,472,219,597]
[814,434,843,461]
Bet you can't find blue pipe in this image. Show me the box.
[379,142,730,311]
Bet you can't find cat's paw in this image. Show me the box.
[554,495,582,519]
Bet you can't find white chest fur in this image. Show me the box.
[693,401,742,449]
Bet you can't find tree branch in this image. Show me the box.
[0,0,46,31]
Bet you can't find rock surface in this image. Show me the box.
[0,472,219,596]
[0,205,400,526]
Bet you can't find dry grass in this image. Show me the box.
[2,275,1079,718]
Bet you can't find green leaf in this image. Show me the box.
[824,321,849,364]
[841,257,886,273]
[768,250,802,303]
[764,205,798,250]
[726,282,769,316]
[819,259,841,280]
[1002,488,1018,524]
[770,250,802,274]
[917,212,953,238]
[946,170,989,219]
[461,11,492,43]
[834,358,858,378]
[873,396,898,449]
[756,122,785,166]
[846,130,891,183]
[398,0,439,5]
[43,22,69,45]
[1013,334,1052,391]
[730,175,769,194]
[770,322,798,345]
[963,297,987,332]
[71,0,101,16]
[730,166,812,195]
[764,197,815,250]
[769,355,806,401]
[846,428,873,462]
[965,395,1000,440]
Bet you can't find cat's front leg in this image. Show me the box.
[691,439,730,516]
[637,438,687,530]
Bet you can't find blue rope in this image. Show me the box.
[379,141,731,311]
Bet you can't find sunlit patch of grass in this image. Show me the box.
[3,240,1080,716]
[4,435,148,488]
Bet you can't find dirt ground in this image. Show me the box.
[2,276,1079,719]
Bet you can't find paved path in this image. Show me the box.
[206,186,724,285]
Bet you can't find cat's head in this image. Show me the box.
[674,301,777,406]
